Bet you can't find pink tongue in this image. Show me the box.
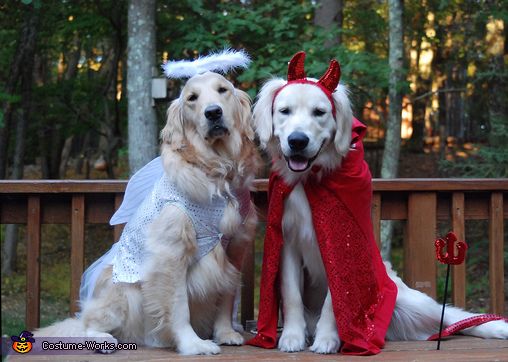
[289,158,309,171]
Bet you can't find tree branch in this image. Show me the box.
[412,88,467,102]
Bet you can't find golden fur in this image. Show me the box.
[35,72,260,355]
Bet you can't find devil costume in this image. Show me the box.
[246,52,398,355]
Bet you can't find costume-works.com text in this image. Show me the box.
[41,340,137,352]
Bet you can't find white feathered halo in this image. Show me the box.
[162,49,250,79]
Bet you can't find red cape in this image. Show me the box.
[246,119,397,355]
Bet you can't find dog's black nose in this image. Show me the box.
[288,132,309,151]
[204,105,223,122]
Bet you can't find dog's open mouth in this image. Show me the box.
[284,153,320,172]
[285,155,310,172]
[206,124,230,140]
[284,140,325,172]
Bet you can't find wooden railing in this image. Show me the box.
[0,179,506,331]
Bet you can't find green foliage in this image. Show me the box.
[439,116,508,177]
[21,0,41,7]
[156,1,389,112]
[0,91,21,128]
[1,1,128,171]
[0,92,21,104]
[2,0,506,177]
[1,274,26,297]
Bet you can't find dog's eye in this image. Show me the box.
[218,86,228,94]
[279,108,290,115]
[313,108,326,117]
[187,94,198,102]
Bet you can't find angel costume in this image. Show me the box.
[79,157,251,302]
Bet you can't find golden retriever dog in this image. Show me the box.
[250,52,508,354]
[35,71,259,355]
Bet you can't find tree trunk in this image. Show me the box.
[486,18,506,142]
[0,5,38,179]
[97,6,126,180]
[2,225,19,276]
[313,0,344,46]
[443,62,466,146]
[0,103,12,179]
[65,33,81,81]
[49,127,65,179]
[433,24,448,162]
[59,136,74,178]
[407,8,428,153]
[127,0,158,175]
[380,0,404,260]
[2,4,39,275]
[409,76,431,152]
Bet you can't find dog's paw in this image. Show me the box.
[86,331,118,354]
[466,320,508,339]
[309,334,341,354]
[278,330,306,352]
[178,338,221,355]
[214,329,244,345]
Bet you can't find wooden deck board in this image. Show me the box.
[7,336,508,361]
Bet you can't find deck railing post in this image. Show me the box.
[489,192,504,314]
[405,192,437,298]
[70,194,85,315]
[452,192,466,308]
[26,195,41,331]
[241,238,255,326]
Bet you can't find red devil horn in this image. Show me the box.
[287,51,306,81]
[318,59,341,92]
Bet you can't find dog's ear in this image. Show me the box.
[332,84,353,156]
[252,78,286,148]
[234,89,254,140]
[160,99,185,145]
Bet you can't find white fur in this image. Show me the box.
[34,72,259,356]
[162,49,250,79]
[253,77,508,354]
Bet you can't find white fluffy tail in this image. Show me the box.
[384,262,508,340]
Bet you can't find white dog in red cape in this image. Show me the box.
[246,51,508,355]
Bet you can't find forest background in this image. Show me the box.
[1,0,507,337]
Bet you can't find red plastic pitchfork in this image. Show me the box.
[434,232,468,350]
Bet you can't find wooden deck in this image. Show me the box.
[6,336,508,361]
[1,179,507,361]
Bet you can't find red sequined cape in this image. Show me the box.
[246,119,398,355]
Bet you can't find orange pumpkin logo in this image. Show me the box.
[11,331,35,354]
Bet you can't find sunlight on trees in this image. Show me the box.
[0,0,505,181]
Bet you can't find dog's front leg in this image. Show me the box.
[143,205,220,355]
[213,291,244,345]
[169,264,222,354]
[278,242,306,352]
[309,289,341,354]
[212,235,250,345]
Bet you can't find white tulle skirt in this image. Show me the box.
[78,242,119,308]
[78,157,163,313]
[77,241,242,331]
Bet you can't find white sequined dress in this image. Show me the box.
[79,159,251,304]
